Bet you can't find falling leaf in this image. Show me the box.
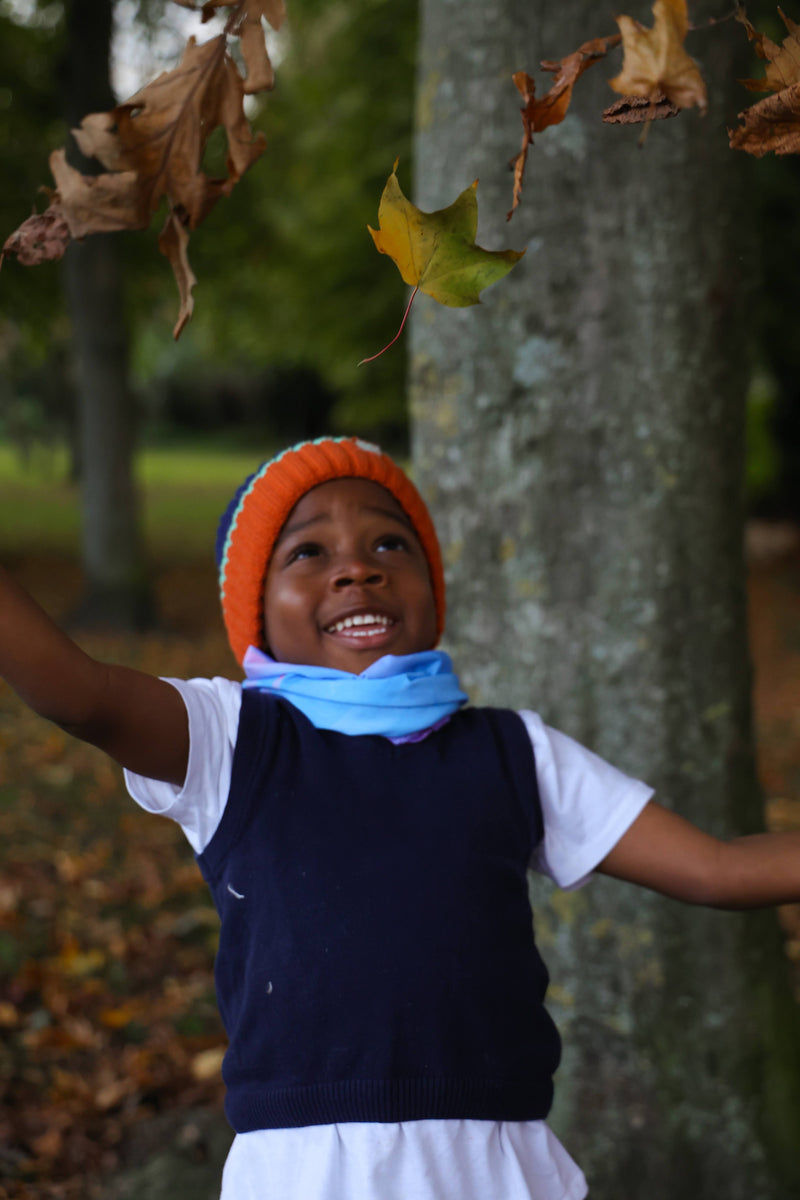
[362,163,524,364]
[368,163,524,308]
[730,8,800,156]
[729,82,800,154]
[158,210,198,339]
[736,6,800,92]
[610,0,708,113]
[0,203,72,268]
[602,91,680,123]
[507,35,622,219]
[72,37,266,230]
[4,13,272,338]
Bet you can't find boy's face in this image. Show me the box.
[263,478,438,673]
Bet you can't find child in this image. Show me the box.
[2,434,799,1200]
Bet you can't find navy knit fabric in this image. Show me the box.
[197,694,561,1132]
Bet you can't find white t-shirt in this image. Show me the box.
[125,678,654,1200]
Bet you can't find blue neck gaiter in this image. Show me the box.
[241,646,468,742]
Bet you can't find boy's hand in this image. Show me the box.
[0,567,189,786]
[597,799,800,910]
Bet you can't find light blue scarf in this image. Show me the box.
[241,646,468,741]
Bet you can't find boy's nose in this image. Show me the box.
[332,558,385,589]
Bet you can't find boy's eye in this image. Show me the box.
[286,542,322,564]
[376,534,410,553]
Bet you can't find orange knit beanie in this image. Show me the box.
[216,437,446,666]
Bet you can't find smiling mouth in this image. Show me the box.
[324,612,397,638]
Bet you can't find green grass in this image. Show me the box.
[0,441,266,561]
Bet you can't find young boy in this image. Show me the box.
[2,435,799,1200]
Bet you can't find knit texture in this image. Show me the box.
[216,437,446,666]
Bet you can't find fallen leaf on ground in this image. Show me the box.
[610,0,708,113]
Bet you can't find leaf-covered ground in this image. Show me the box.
[0,557,233,1199]
[1,533,799,1199]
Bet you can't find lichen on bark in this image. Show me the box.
[411,1,800,1195]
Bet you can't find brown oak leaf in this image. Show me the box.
[729,80,800,155]
[507,34,621,219]
[71,36,266,231]
[730,8,800,156]
[602,91,680,124]
[158,211,198,340]
[737,6,800,92]
[1,203,72,268]
[4,5,274,338]
[191,0,287,92]
[609,0,708,114]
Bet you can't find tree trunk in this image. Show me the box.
[410,2,800,1196]
[61,0,152,628]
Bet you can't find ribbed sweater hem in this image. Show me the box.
[226,1076,554,1132]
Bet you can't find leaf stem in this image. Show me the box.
[688,7,740,33]
[358,286,420,366]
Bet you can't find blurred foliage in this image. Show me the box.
[746,372,781,506]
[164,0,418,442]
[0,5,69,358]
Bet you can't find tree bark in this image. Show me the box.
[410,2,800,1196]
[60,0,152,628]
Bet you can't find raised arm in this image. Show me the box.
[597,798,800,910]
[0,566,189,785]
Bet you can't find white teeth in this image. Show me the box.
[327,613,393,634]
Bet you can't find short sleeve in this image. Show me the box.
[518,710,654,891]
[124,676,242,854]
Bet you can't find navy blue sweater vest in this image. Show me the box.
[197,693,561,1132]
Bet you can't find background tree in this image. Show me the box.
[59,0,152,627]
[410,2,800,1197]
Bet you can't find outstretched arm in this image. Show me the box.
[597,798,800,909]
[0,566,189,786]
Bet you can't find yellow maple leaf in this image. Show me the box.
[610,0,708,114]
[368,163,524,308]
[362,163,524,364]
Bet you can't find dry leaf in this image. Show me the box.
[507,34,621,219]
[196,0,286,29]
[191,1045,227,1081]
[4,7,273,338]
[737,6,800,92]
[49,149,148,236]
[610,0,708,113]
[729,80,800,154]
[730,8,800,156]
[527,34,623,133]
[1,203,72,267]
[602,91,680,123]
[76,36,266,230]
[159,210,197,339]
